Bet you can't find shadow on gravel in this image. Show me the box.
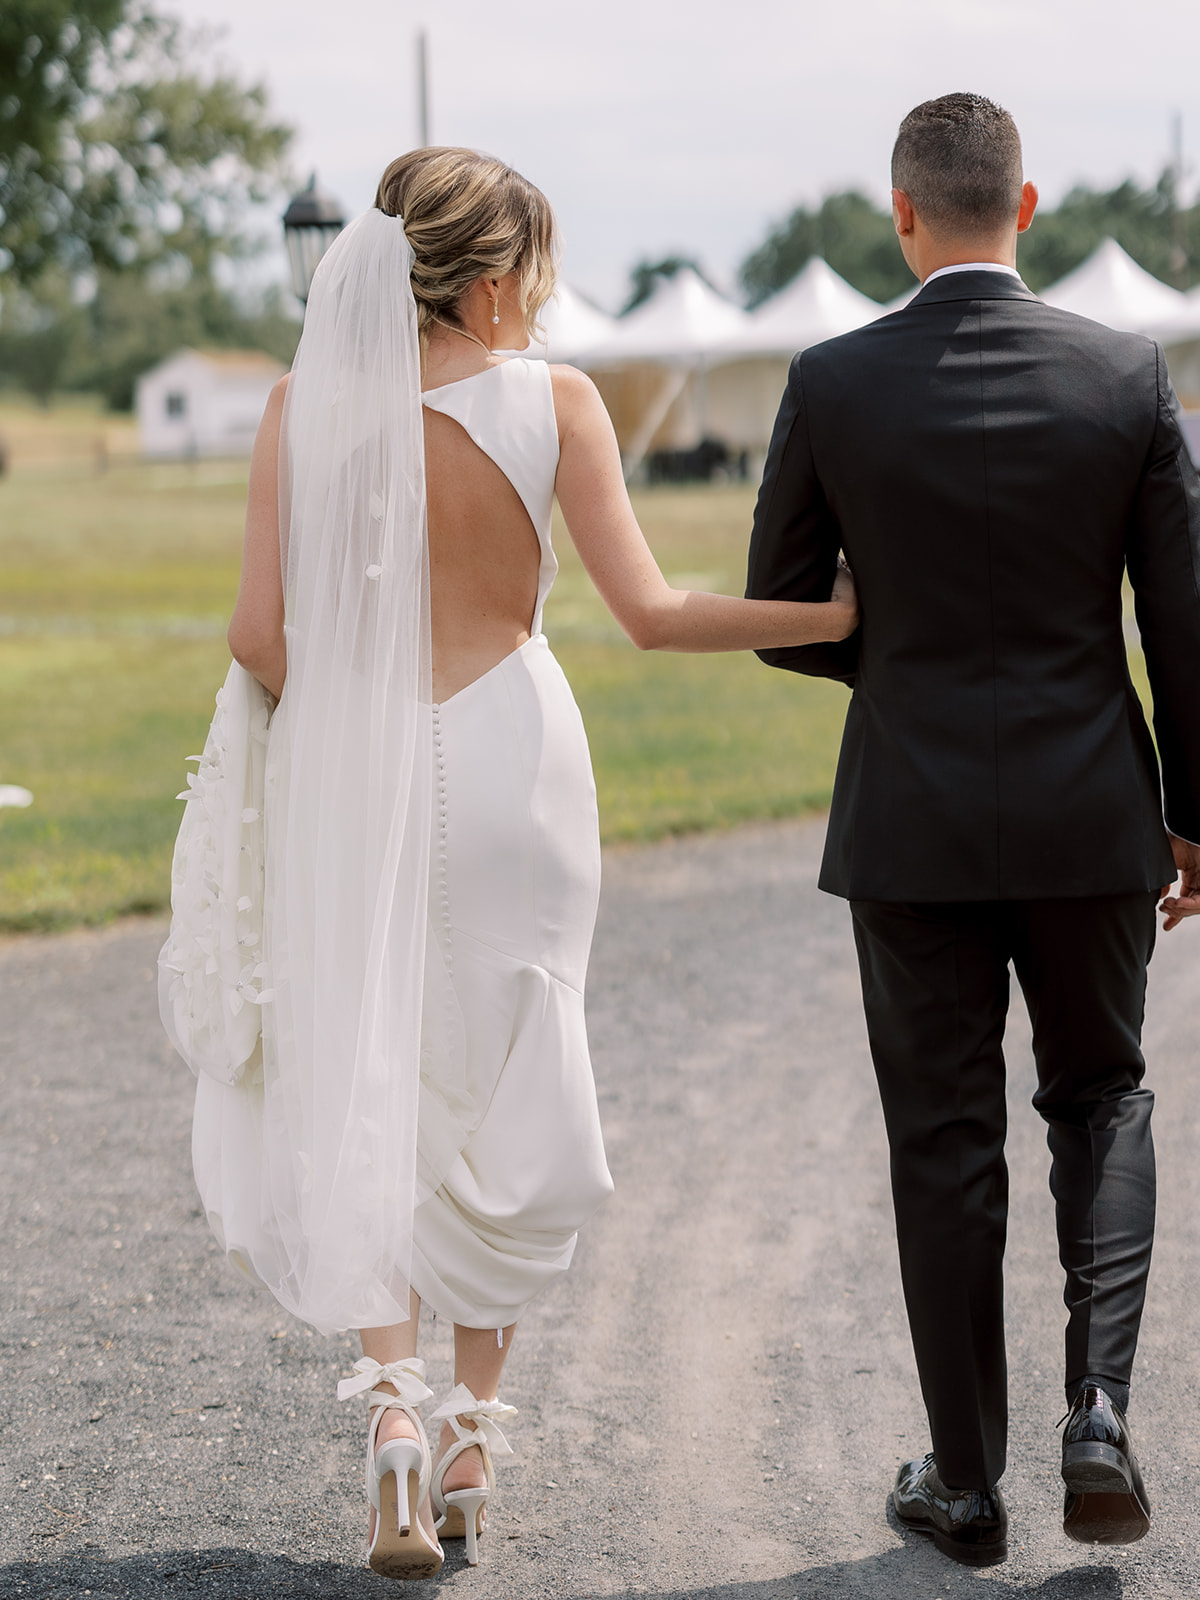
[649,1556,1125,1599]
[0,1547,1126,1600]
[0,1549,386,1599]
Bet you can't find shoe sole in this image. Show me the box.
[931,1528,1008,1566]
[1063,1491,1150,1546]
[895,1510,1007,1567]
[1061,1442,1150,1545]
[370,1466,445,1580]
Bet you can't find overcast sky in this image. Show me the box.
[172,0,1200,308]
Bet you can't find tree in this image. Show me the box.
[738,178,1200,308]
[0,3,296,406]
[0,269,86,404]
[1,2,292,287]
[1,2,125,278]
[1017,175,1200,292]
[70,271,300,409]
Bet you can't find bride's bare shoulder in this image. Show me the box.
[548,364,607,442]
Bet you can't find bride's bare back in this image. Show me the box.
[423,406,540,703]
[227,312,856,705]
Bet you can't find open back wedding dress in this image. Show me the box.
[174,211,611,1335]
[406,358,613,1326]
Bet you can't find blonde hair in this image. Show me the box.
[375,148,558,347]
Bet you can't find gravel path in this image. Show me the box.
[1,815,1197,1599]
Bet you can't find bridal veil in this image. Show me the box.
[171,209,433,1334]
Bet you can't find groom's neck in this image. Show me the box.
[901,224,1018,285]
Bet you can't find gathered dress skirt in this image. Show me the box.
[191,631,613,1333]
[410,632,613,1328]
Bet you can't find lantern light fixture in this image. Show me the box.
[282,173,346,303]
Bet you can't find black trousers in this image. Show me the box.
[850,893,1158,1491]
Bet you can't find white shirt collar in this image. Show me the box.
[923,262,1022,286]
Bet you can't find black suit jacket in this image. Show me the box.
[746,270,1200,902]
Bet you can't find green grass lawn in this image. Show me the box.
[0,401,1158,932]
[0,414,854,930]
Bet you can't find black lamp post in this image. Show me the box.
[282,174,346,303]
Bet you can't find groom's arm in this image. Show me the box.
[1126,348,1200,846]
[746,354,859,685]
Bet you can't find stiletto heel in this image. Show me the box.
[428,1388,518,1561]
[338,1357,443,1580]
[446,1487,489,1564]
[430,1384,518,1566]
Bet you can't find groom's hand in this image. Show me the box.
[1160,835,1200,931]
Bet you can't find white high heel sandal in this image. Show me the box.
[430,1385,519,1566]
[338,1357,443,1580]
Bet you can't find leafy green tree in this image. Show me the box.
[1,2,292,286]
[1,2,125,277]
[1017,175,1199,292]
[0,267,300,407]
[738,177,1200,308]
[0,269,86,404]
[0,3,297,405]
[65,271,300,409]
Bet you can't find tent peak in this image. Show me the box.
[1040,237,1186,335]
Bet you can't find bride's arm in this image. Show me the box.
[551,366,856,651]
[228,376,289,699]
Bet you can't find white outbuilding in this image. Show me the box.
[136,348,287,459]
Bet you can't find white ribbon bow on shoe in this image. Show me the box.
[337,1356,435,1408]
[430,1383,518,1456]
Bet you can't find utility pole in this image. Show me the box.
[1170,109,1188,290]
[417,30,430,147]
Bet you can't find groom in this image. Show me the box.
[747,93,1200,1565]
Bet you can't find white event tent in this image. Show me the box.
[692,259,887,477]
[741,257,885,355]
[541,242,1200,478]
[1039,237,1200,414]
[881,283,919,314]
[526,283,619,365]
[579,268,758,475]
[1039,237,1189,335]
[586,266,753,367]
[1153,281,1200,419]
[576,263,889,477]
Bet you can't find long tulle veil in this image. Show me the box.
[254,208,431,1332]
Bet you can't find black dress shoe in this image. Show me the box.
[892,1454,1007,1566]
[1061,1384,1151,1545]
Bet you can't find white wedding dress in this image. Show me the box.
[190,355,613,1331]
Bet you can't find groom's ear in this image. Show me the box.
[1017,180,1039,235]
[892,189,916,238]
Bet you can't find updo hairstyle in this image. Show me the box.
[375,147,558,347]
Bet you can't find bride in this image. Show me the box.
[177,147,856,1580]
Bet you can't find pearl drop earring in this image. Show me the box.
[492,298,500,326]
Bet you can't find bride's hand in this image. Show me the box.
[831,559,859,639]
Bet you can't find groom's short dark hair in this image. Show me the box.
[892,93,1023,237]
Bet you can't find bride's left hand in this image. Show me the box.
[831,559,859,639]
